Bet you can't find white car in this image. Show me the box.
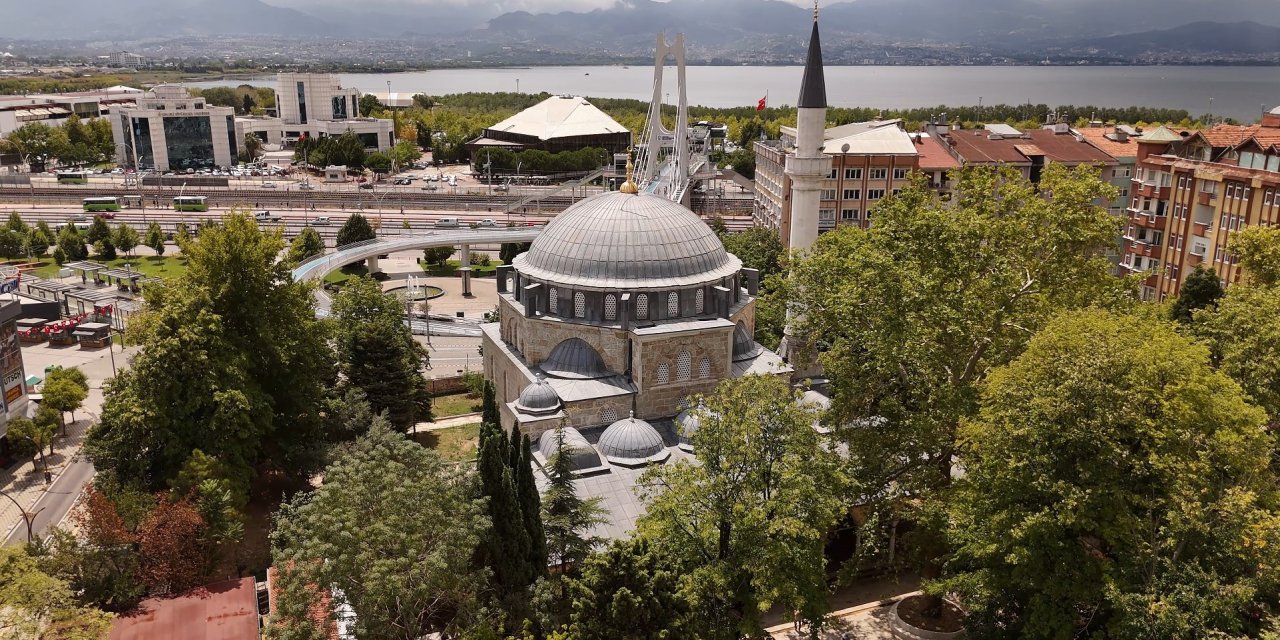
[311,216,330,225]
[299,182,314,190]
[262,182,277,189]
[476,218,497,227]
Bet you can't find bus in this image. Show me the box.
[82,197,121,212]
[173,195,209,212]
[56,170,92,184]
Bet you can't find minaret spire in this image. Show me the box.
[797,4,827,110]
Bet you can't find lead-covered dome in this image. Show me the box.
[538,427,604,473]
[515,375,561,415]
[597,411,670,466]
[513,191,741,290]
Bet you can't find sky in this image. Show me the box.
[270,0,815,14]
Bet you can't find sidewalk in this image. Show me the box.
[411,414,482,433]
[0,416,92,542]
[766,591,920,640]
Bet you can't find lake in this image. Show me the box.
[190,66,1280,122]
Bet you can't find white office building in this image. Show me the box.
[238,73,394,152]
[109,85,238,171]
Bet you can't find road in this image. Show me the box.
[4,453,94,544]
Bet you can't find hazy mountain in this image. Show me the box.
[1078,21,1280,55]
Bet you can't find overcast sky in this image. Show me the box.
[269,0,814,13]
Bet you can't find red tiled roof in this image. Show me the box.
[110,578,259,640]
[915,135,959,170]
[1197,124,1261,148]
[1077,127,1138,159]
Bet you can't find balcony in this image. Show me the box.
[1133,242,1161,258]
[1197,191,1217,206]
[1193,221,1211,236]
[1137,183,1157,198]
[1187,253,1204,267]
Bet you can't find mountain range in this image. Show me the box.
[3,0,1280,56]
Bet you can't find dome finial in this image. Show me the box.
[619,147,639,194]
[813,0,819,22]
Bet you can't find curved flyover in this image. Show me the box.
[291,227,544,282]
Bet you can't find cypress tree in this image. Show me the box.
[516,432,547,580]
[481,380,501,431]
[476,428,529,596]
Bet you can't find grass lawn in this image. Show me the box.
[432,392,482,418]
[413,423,481,463]
[27,254,190,280]
[418,258,504,277]
[323,264,389,290]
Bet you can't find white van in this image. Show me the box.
[434,217,460,229]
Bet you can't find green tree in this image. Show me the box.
[786,165,1128,607]
[565,538,698,639]
[145,222,165,257]
[638,375,847,636]
[239,133,263,163]
[94,238,117,260]
[1169,264,1224,323]
[6,211,27,235]
[55,223,87,262]
[500,241,529,265]
[329,276,430,430]
[541,426,606,569]
[271,417,489,638]
[389,140,420,168]
[287,227,324,265]
[1196,283,1280,425]
[112,223,140,257]
[85,215,111,245]
[719,226,784,279]
[241,93,256,115]
[41,375,87,434]
[475,414,532,603]
[26,224,53,258]
[2,121,69,168]
[335,212,375,247]
[6,416,56,475]
[358,94,383,118]
[0,545,113,638]
[514,427,546,583]
[86,211,333,495]
[940,309,1280,639]
[0,228,23,259]
[364,151,393,176]
[37,528,145,613]
[1231,225,1280,286]
[423,246,455,267]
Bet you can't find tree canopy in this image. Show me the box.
[335,213,375,247]
[941,309,1280,639]
[270,417,489,638]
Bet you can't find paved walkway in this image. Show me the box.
[1,341,131,543]
[410,414,482,433]
[766,591,920,640]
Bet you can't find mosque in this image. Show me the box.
[480,8,829,537]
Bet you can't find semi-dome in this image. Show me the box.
[515,375,561,415]
[597,411,670,466]
[675,404,715,452]
[512,191,742,290]
[541,338,610,379]
[538,427,604,473]
[732,322,761,362]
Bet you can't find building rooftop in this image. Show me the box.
[945,127,1117,165]
[109,578,259,640]
[1197,124,1261,149]
[825,125,918,156]
[486,95,628,141]
[1076,127,1138,159]
[914,134,960,170]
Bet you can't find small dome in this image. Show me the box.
[538,427,604,472]
[515,375,561,415]
[732,323,761,362]
[675,405,715,452]
[597,412,669,466]
[542,338,610,379]
[512,191,742,290]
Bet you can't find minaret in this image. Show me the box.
[784,2,829,252]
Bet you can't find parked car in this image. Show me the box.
[475,218,497,228]
[359,183,374,190]
[262,182,277,189]
[254,211,282,222]
[311,216,330,226]
[94,212,116,220]
[434,217,460,229]
[299,182,314,190]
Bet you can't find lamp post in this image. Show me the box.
[0,487,42,543]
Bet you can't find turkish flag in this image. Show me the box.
[757,96,767,111]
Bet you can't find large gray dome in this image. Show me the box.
[597,412,669,466]
[515,375,561,415]
[512,191,742,290]
[538,427,604,473]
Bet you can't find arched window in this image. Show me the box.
[699,356,711,378]
[548,287,559,314]
[604,294,617,321]
[574,291,586,318]
[655,363,670,385]
[694,289,705,314]
[668,292,679,317]
[600,408,618,424]
[676,351,692,381]
[636,293,649,319]
[505,276,514,291]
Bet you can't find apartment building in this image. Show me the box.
[754,119,956,249]
[1121,114,1280,301]
[940,122,1118,190]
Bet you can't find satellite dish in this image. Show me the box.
[841,143,851,153]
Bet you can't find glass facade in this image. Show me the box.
[331,95,348,120]
[163,116,214,169]
[131,117,153,169]
[358,133,379,149]
[296,81,308,124]
[226,116,237,161]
